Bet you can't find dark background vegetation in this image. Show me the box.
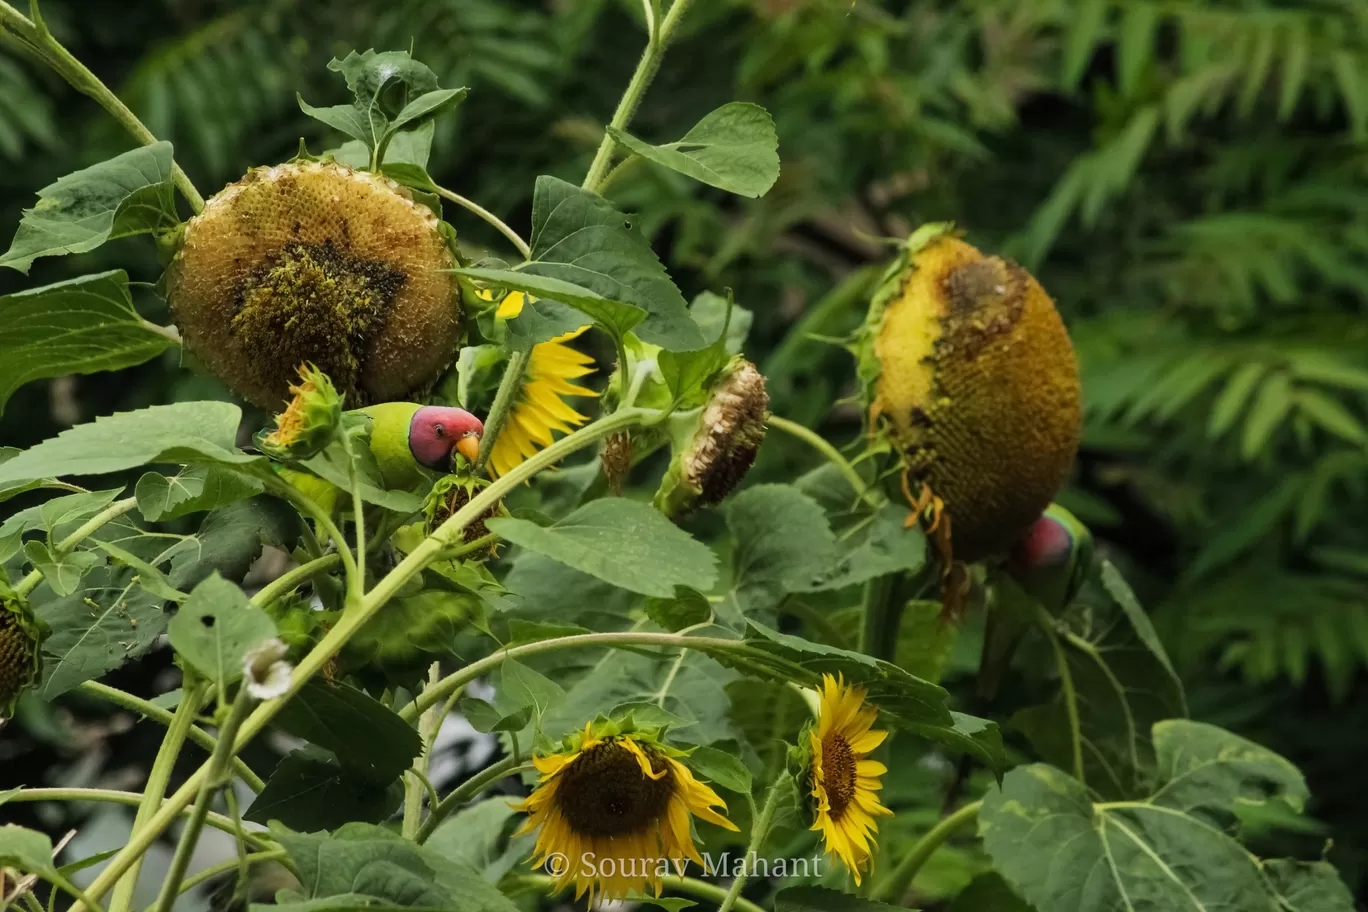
[3,0,1368,905]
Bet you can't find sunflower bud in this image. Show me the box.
[258,363,343,460]
[0,585,44,717]
[654,359,769,516]
[862,225,1080,562]
[168,161,461,408]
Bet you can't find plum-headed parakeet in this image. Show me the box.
[358,403,484,489]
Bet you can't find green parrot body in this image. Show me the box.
[358,402,425,490]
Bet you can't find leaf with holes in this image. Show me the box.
[167,573,275,684]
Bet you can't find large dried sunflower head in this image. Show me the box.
[168,161,461,408]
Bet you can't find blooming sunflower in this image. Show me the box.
[488,292,597,478]
[807,674,892,884]
[515,720,739,901]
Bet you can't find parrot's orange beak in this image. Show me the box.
[455,432,481,466]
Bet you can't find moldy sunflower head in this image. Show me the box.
[865,225,1081,562]
[167,160,461,408]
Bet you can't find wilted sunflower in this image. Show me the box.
[516,721,738,901]
[487,292,598,478]
[807,674,891,884]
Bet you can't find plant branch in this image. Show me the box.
[404,663,443,839]
[767,415,881,509]
[415,755,531,843]
[1039,606,1085,784]
[433,185,531,258]
[248,553,341,610]
[15,497,138,598]
[475,348,532,473]
[871,800,982,903]
[717,774,785,912]
[152,687,253,912]
[0,2,203,211]
[77,682,264,791]
[147,850,287,908]
[261,474,359,595]
[108,680,207,912]
[581,0,698,192]
[3,789,275,850]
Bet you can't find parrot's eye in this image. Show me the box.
[434,424,445,438]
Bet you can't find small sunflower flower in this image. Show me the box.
[807,674,892,884]
[516,720,739,902]
[257,363,343,460]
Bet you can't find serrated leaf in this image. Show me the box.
[0,488,122,562]
[298,97,373,145]
[0,271,176,414]
[387,87,469,136]
[488,498,717,598]
[684,745,752,792]
[645,587,713,631]
[247,749,404,832]
[425,797,521,878]
[168,573,275,684]
[22,540,101,596]
[0,401,258,487]
[796,504,925,592]
[135,465,262,522]
[608,102,779,197]
[459,697,532,734]
[723,485,835,624]
[503,296,589,350]
[497,657,564,727]
[0,142,177,273]
[274,678,422,782]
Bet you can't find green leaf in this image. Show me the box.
[0,271,176,414]
[168,496,299,589]
[298,98,373,145]
[167,573,275,684]
[497,657,565,728]
[774,886,906,912]
[459,697,532,734]
[37,566,169,697]
[981,722,1330,912]
[684,745,753,793]
[458,176,702,350]
[723,485,835,624]
[425,797,522,878]
[1264,859,1355,911]
[455,267,647,343]
[796,504,925,593]
[0,487,122,562]
[948,872,1034,911]
[607,102,780,197]
[247,749,404,832]
[23,540,101,596]
[91,539,187,601]
[251,897,448,912]
[0,142,178,273]
[1061,0,1106,89]
[135,466,263,522]
[0,824,58,878]
[0,447,44,505]
[301,432,423,514]
[488,498,717,598]
[502,296,590,349]
[645,587,713,631]
[386,87,469,137]
[274,679,422,783]
[0,401,258,487]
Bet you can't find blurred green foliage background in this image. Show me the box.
[3,0,1368,902]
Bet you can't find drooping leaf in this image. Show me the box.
[135,465,263,522]
[0,401,258,487]
[796,504,926,593]
[272,678,422,783]
[425,797,523,880]
[684,745,753,793]
[488,498,717,598]
[947,872,1035,911]
[168,497,298,589]
[247,750,404,832]
[608,102,780,197]
[496,657,565,730]
[455,176,703,350]
[167,573,275,684]
[722,485,835,624]
[0,271,176,414]
[0,143,178,273]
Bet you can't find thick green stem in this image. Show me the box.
[77,682,264,791]
[4,789,275,850]
[475,348,533,473]
[857,575,895,658]
[262,474,359,594]
[71,409,648,912]
[871,800,982,903]
[767,415,881,509]
[433,185,531,258]
[15,497,138,597]
[717,775,786,912]
[1039,606,1085,784]
[152,687,253,912]
[403,663,443,839]
[415,755,530,843]
[108,680,208,912]
[248,553,341,610]
[0,2,202,211]
[581,0,698,193]
[347,458,366,604]
[401,631,745,723]
[145,850,288,909]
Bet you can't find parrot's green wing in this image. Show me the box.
[356,402,423,490]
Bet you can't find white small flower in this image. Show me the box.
[243,638,292,700]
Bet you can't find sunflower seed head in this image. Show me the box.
[0,586,44,718]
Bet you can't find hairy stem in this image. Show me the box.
[248,553,341,610]
[15,497,139,598]
[347,456,366,604]
[152,687,253,912]
[0,2,203,211]
[71,409,649,912]
[717,775,786,912]
[581,0,698,193]
[871,800,982,903]
[767,415,881,509]
[77,682,264,791]
[475,348,532,473]
[108,680,207,912]
[4,789,275,850]
[1039,606,1084,784]
[434,185,531,258]
[415,755,531,843]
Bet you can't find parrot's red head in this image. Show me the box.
[1009,512,1072,573]
[409,406,484,471]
